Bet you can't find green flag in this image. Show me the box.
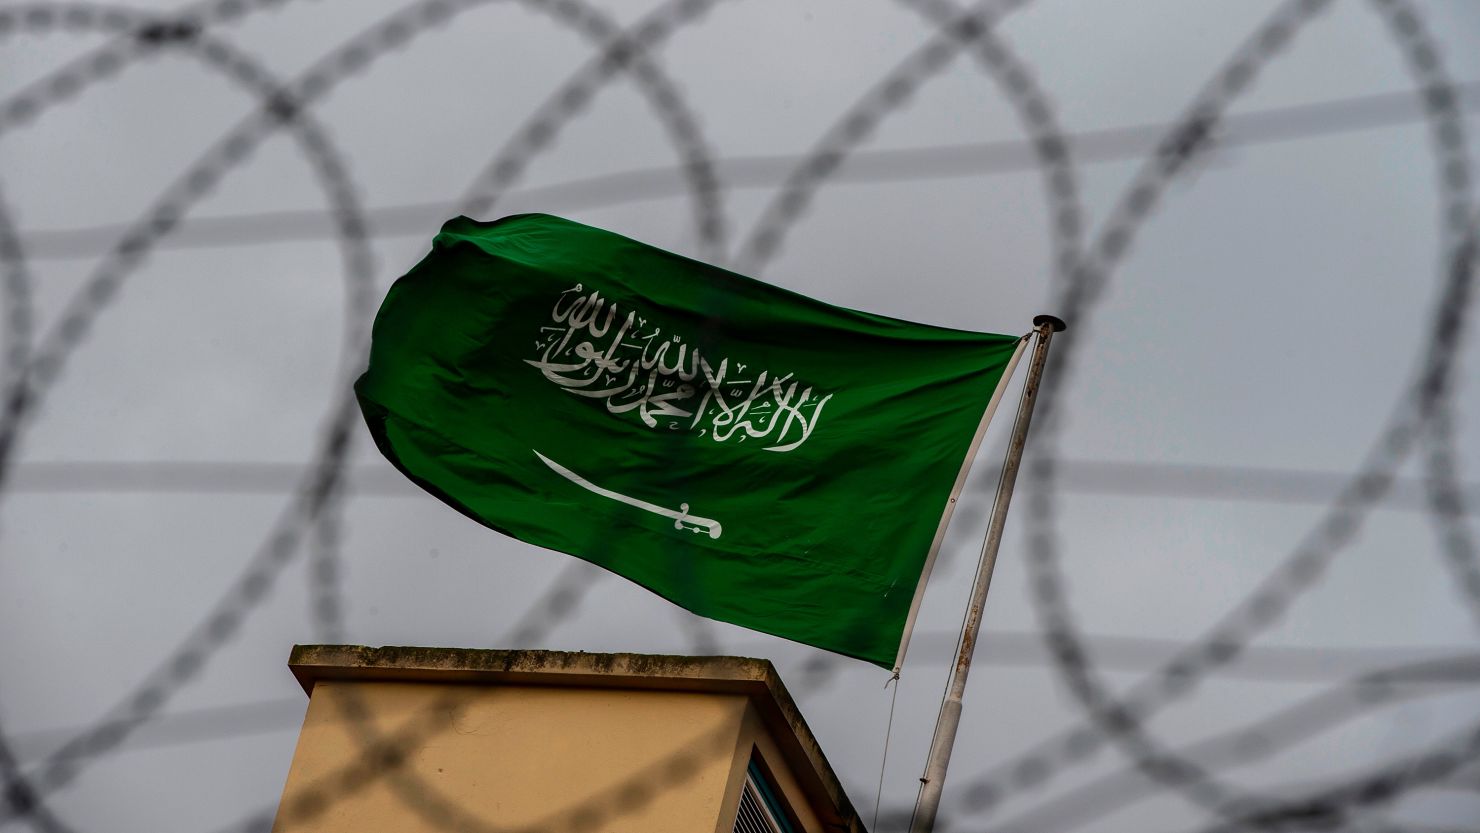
[355,214,1024,667]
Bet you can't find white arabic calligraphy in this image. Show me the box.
[525,285,832,452]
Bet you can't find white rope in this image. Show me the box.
[872,669,903,831]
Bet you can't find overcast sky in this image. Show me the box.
[1,0,1479,831]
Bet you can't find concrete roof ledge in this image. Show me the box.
[291,644,781,693]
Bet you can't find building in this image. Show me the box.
[272,645,867,833]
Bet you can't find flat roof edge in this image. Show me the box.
[289,644,775,693]
[288,645,864,833]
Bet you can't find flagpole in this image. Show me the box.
[908,313,1065,833]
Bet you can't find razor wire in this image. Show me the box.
[978,654,1480,833]
[5,0,1462,828]
[758,0,1480,822]
[0,0,732,827]
[12,0,1078,827]
[1011,0,1480,827]
[297,0,740,828]
[736,0,1082,285]
[453,0,730,261]
[0,0,1473,832]
[724,0,1474,822]
[718,0,1480,825]
[0,4,380,831]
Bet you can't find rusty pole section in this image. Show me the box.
[908,314,1065,833]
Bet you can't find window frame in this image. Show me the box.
[739,757,799,833]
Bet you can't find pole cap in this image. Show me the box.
[1033,314,1067,332]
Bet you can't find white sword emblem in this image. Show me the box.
[533,450,723,539]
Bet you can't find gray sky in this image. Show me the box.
[1,0,1478,831]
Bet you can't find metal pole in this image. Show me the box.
[908,314,1065,833]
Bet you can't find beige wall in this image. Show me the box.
[273,680,754,833]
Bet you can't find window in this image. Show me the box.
[733,759,797,833]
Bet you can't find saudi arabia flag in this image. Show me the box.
[355,214,1024,668]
